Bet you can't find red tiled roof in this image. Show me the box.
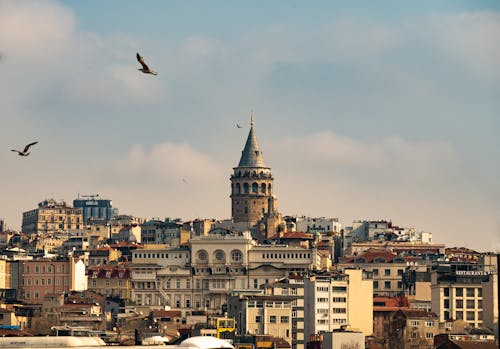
[268,232,313,240]
[448,340,498,349]
[152,309,182,318]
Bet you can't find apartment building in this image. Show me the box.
[87,265,132,300]
[262,276,305,349]
[228,293,294,345]
[303,269,373,340]
[430,262,489,328]
[20,258,83,303]
[22,199,83,234]
[389,309,439,349]
[339,248,408,296]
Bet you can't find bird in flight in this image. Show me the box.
[11,141,38,157]
[182,178,188,184]
[136,52,157,75]
[236,124,242,128]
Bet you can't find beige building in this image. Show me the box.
[389,309,439,349]
[431,262,487,328]
[22,199,83,234]
[87,265,132,300]
[304,269,373,340]
[228,293,294,345]
[339,249,408,297]
[263,276,305,349]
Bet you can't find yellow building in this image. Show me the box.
[22,199,83,234]
[87,265,132,300]
[228,294,294,345]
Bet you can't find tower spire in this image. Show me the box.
[251,110,254,127]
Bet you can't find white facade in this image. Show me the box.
[72,259,87,291]
[294,217,341,234]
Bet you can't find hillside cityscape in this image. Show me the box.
[0,119,498,349]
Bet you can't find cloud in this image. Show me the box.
[109,142,225,184]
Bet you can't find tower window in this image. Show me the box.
[261,183,266,194]
[252,183,258,193]
[244,183,249,194]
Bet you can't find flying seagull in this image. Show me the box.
[11,141,38,156]
[182,178,188,184]
[236,124,242,128]
[136,52,157,75]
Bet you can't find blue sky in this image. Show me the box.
[1,0,499,251]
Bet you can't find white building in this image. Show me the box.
[304,269,373,340]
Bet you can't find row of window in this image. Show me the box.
[444,299,482,309]
[372,268,404,276]
[22,278,67,286]
[317,318,346,325]
[443,310,482,322]
[232,182,272,195]
[443,287,482,298]
[262,253,311,260]
[248,301,291,309]
[134,252,187,259]
[24,265,65,273]
[410,320,435,327]
[255,315,289,323]
[374,281,403,289]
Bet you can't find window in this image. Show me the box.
[269,316,276,323]
[426,333,434,339]
[332,286,347,293]
[384,281,391,289]
[332,308,346,313]
[456,311,463,320]
[425,321,434,327]
[444,288,450,297]
[254,279,258,288]
[478,288,482,297]
[231,250,243,262]
[186,299,190,308]
[456,288,463,297]
[410,321,419,327]
[373,269,379,276]
[466,288,475,297]
[456,300,463,308]
[176,279,181,288]
[374,281,379,289]
[397,269,403,276]
[186,280,191,289]
[466,311,475,321]
[444,299,450,308]
[384,269,391,276]
[255,316,262,323]
[466,300,475,309]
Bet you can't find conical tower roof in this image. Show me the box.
[238,112,267,168]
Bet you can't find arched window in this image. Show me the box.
[268,183,272,194]
[261,183,266,194]
[244,183,249,194]
[236,183,241,194]
[252,182,258,193]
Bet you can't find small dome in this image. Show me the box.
[180,336,234,349]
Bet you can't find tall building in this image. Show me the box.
[22,199,83,234]
[230,112,281,240]
[231,114,274,222]
[73,194,117,224]
[303,269,373,339]
[430,262,489,328]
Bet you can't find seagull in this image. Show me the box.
[236,124,242,128]
[11,141,38,157]
[182,178,188,184]
[136,52,157,75]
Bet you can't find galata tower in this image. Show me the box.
[231,112,277,225]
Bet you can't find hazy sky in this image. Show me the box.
[1,0,499,251]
